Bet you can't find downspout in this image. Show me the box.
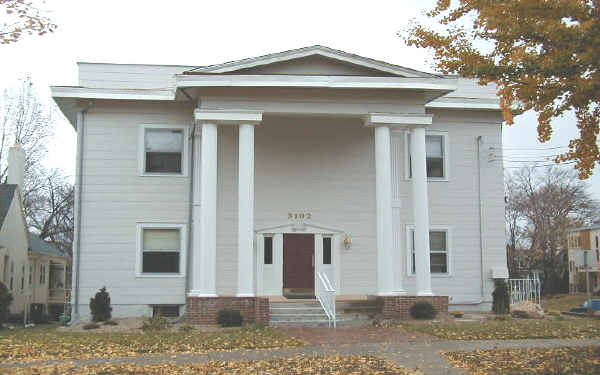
[70,103,91,324]
[477,136,485,300]
[183,91,197,310]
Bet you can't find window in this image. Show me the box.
[39,264,46,285]
[596,236,599,249]
[153,305,180,318]
[20,265,24,291]
[139,125,188,175]
[264,237,273,265]
[406,132,448,179]
[9,261,14,291]
[409,228,449,275]
[323,237,332,265]
[28,265,32,286]
[137,224,186,276]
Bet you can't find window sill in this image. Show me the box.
[407,274,453,278]
[404,177,449,182]
[136,274,186,279]
[139,173,188,178]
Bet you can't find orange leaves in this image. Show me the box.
[0,0,56,45]
[402,0,600,178]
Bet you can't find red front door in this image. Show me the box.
[283,234,315,291]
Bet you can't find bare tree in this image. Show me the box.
[506,166,598,294]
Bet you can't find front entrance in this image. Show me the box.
[283,233,315,298]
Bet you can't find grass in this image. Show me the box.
[2,355,419,375]
[542,293,590,312]
[0,325,304,364]
[445,346,600,375]
[401,317,600,340]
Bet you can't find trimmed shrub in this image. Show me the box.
[0,282,13,327]
[89,286,112,322]
[492,279,510,315]
[141,315,168,331]
[409,301,437,320]
[83,322,100,330]
[217,308,244,327]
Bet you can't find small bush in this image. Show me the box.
[179,325,194,332]
[0,282,13,327]
[410,301,437,320]
[83,322,100,330]
[89,286,112,322]
[141,315,168,331]
[217,309,244,327]
[492,279,510,315]
[450,311,464,318]
[102,320,118,326]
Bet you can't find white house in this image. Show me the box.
[52,46,507,324]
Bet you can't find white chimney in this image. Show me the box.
[7,143,25,187]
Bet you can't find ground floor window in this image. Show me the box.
[137,223,186,276]
[408,227,450,275]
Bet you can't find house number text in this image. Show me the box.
[288,212,312,220]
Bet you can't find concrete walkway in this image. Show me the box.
[1,339,598,375]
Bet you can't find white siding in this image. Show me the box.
[78,63,194,89]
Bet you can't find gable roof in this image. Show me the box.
[28,234,65,257]
[0,184,17,230]
[185,45,439,78]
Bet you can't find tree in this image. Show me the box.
[403,0,600,178]
[505,166,597,294]
[1,0,56,45]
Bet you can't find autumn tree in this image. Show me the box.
[505,166,597,294]
[1,0,56,44]
[403,0,600,178]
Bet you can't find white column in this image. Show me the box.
[410,126,433,296]
[237,123,255,296]
[189,122,218,297]
[374,125,399,295]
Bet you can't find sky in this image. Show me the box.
[1,0,598,199]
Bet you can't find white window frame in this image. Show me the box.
[405,225,452,277]
[136,223,187,278]
[404,130,450,181]
[138,124,189,177]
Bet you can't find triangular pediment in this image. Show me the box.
[186,45,437,78]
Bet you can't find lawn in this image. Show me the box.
[445,346,600,375]
[401,317,600,340]
[3,355,418,375]
[542,293,590,312]
[0,326,304,364]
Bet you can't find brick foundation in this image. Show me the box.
[184,297,270,325]
[377,295,449,320]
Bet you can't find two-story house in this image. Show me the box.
[567,224,600,294]
[52,46,508,324]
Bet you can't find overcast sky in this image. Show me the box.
[2,0,598,198]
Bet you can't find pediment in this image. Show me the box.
[186,45,437,78]
[256,221,344,234]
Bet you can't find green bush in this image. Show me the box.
[409,301,437,320]
[141,315,168,331]
[492,279,510,315]
[83,322,100,330]
[217,308,244,327]
[0,282,13,327]
[89,286,112,322]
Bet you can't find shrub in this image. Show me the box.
[89,286,112,322]
[102,320,118,326]
[141,315,168,331]
[409,301,437,320]
[83,322,100,330]
[492,279,510,315]
[217,309,244,327]
[0,282,13,327]
[179,325,194,332]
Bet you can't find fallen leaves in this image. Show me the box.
[444,346,600,375]
[400,317,600,340]
[0,326,305,364]
[3,355,421,375]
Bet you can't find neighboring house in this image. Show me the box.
[567,224,600,293]
[52,45,508,323]
[0,145,70,320]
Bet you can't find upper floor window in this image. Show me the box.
[9,261,14,291]
[139,125,188,176]
[137,223,186,277]
[39,263,46,285]
[408,227,450,275]
[28,264,33,286]
[406,132,448,180]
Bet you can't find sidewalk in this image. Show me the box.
[1,338,598,375]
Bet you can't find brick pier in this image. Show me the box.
[184,297,270,325]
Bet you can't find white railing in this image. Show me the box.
[508,278,541,305]
[316,271,336,328]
